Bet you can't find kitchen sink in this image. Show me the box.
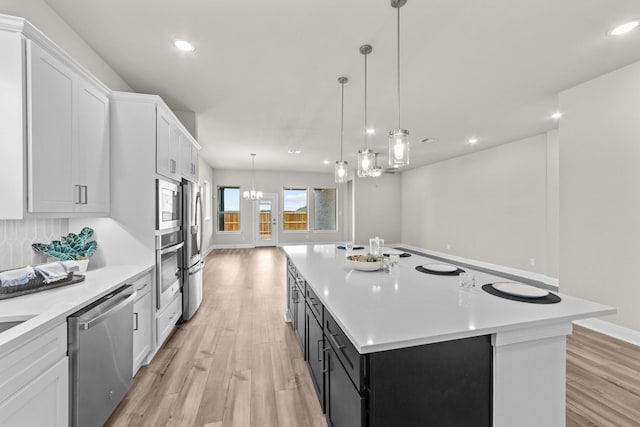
[0,321,24,333]
[0,316,35,333]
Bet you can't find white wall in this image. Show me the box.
[211,169,346,247]
[199,158,215,255]
[0,0,132,91]
[401,134,556,280]
[353,173,402,245]
[559,60,640,331]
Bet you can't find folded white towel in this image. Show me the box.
[61,260,80,273]
[34,262,69,284]
[0,266,36,287]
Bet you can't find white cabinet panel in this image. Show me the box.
[156,105,180,181]
[0,323,68,427]
[133,284,152,374]
[156,293,182,347]
[0,357,68,427]
[77,80,110,212]
[27,39,75,213]
[179,133,199,182]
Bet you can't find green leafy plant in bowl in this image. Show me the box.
[346,253,385,271]
[32,227,97,261]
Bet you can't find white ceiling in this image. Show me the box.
[44,0,640,173]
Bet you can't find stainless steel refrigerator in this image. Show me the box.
[182,179,204,320]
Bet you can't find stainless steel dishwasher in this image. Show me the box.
[68,284,135,427]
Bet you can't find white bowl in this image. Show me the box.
[346,258,384,272]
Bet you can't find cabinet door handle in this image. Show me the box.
[317,338,324,362]
[322,348,330,373]
[133,312,139,331]
[82,185,88,205]
[328,332,345,350]
[75,185,82,204]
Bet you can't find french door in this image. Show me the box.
[255,193,278,247]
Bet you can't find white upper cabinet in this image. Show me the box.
[156,104,199,183]
[76,79,110,212]
[156,105,179,180]
[27,40,76,213]
[179,133,199,183]
[0,16,111,218]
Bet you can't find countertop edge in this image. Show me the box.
[0,264,154,356]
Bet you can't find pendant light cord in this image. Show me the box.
[396,6,401,129]
[364,52,368,149]
[251,155,255,190]
[340,80,345,162]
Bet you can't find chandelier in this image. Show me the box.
[242,153,263,200]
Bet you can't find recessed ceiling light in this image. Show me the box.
[366,128,375,135]
[550,112,563,120]
[468,137,478,144]
[287,149,302,154]
[323,160,330,165]
[608,20,639,36]
[174,39,195,52]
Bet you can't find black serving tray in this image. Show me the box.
[0,271,85,300]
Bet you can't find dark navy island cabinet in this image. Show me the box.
[286,256,492,427]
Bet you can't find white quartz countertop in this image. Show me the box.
[0,264,153,355]
[283,245,615,354]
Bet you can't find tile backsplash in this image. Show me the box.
[0,219,69,271]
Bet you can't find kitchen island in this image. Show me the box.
[283,244,614,427]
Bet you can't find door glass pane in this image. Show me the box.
[259,201,272,240]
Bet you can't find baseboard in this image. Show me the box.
[573,318,640,347]
[400,244,559,290]
[209,243,255,249]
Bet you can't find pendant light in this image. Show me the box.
[335,76,349,183]
[388,0,410,168]
[369,153,383,177]
[242,153,263,200]
[357,45,375,178]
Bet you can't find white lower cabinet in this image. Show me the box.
[156,293,182,347]
[133,275,152,374]
[0,357,68,427]
[0,323,68,426]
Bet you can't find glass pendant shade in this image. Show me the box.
[357,148,375,177]
[335,161,349,183]
[368,152,383,176]
[389,129,409,168]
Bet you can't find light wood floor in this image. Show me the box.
[566,324,640,427]
[106,247,327,427]
[106,247,640,427]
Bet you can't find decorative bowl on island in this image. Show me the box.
[346,254,385,271]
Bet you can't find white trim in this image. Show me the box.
[401,244,559,290]
[210,243,254,249]
[0,15,110,94]
[573,318,640,347]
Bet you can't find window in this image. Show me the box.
[283,188,308,231]
[313,188,337,231]
[217,186,240,231]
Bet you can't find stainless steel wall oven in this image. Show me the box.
[156,230,183,310]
